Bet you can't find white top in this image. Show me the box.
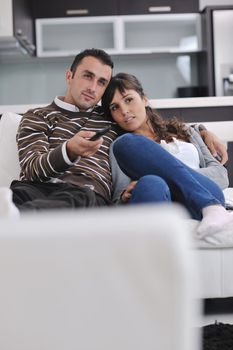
[160,138,200,169]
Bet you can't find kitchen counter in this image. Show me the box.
[0,96,233,114]
[150,96,233,109]
[0,103,47,114]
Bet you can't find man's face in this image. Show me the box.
[64,56,112,111]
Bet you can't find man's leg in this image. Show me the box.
[0,180,46,218]
[113,133,225,220]
[46,184,106,209]
[11,180,49,208]
[11,181,108,211]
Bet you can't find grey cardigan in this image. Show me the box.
[110,127,229,203]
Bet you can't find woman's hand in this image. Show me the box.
[121,181,137,203]
[200,129,228,165]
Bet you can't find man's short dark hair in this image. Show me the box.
[70,48,114,77]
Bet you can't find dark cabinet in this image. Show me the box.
[197,5,233,96]
[31,0,199,19]
[13,0,35,51]
[31,0,118,18]
[0,0,35,55]
[118,0,199,15]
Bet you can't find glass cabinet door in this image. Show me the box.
[36,17,117,57]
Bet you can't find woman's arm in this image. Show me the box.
[110,142,131,203]
[189,128,229,189]
[191,124,228,165]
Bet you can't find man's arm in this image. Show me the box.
[17,109,102,181]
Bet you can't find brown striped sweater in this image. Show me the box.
[17,100,119,201]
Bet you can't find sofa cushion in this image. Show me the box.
[0,112,22,187]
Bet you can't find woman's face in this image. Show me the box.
[109,88,148,132]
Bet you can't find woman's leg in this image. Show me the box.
[129,175,172,204]
[113,133,224,220]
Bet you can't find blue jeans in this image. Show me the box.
[113,133,225,220]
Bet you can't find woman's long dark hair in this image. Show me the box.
[102,72,190,143]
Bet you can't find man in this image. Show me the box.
[0,48,228,216]
[6,49,117,213]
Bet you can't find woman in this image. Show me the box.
[102,73,233,236]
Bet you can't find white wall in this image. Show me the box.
[0,54,197,105]
[0,0,13,37]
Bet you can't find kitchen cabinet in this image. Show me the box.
[199,0,233,11]
[198,5,233,96]
[118,0,199,15]
[0,0,35,55]
[35,13,202,57]
[158,105,233,123]
[211,7,233,96]
[31,0,118,18]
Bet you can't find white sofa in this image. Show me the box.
[0,112,22,187]
[0,113,203,349]
[1,111,233,302]
[0,203,201,350]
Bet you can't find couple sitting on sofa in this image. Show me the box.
[0,48,232,237]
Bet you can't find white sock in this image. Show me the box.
[197,205,233,237]
[0,187,20,219]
